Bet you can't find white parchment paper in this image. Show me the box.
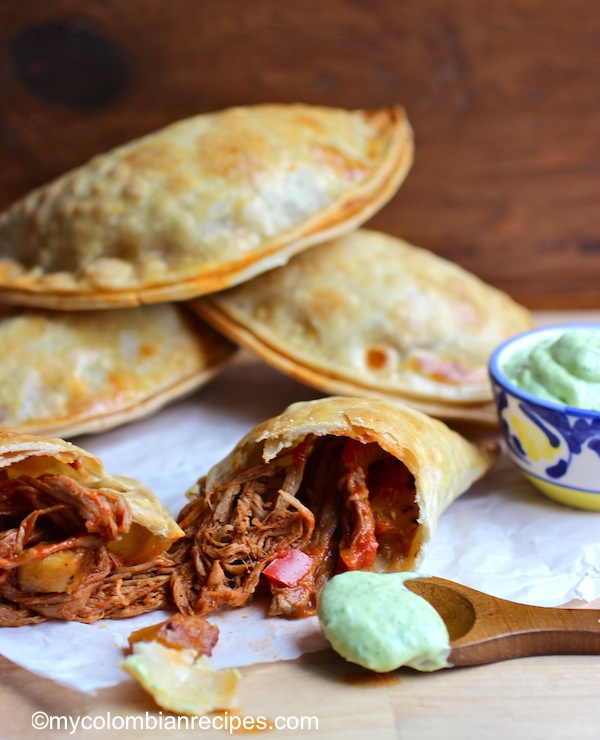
[0,352,598,692]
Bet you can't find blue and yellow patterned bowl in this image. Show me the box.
[489,324,600,511]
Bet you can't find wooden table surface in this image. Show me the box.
[2,2,600,310]
[1,311,599,739]
[2,638,599,740]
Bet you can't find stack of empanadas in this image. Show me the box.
[0,102,531,625]
[0,101,532,430]
[0,103,415,435]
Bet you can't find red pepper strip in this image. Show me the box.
[368,456,418,558]
[262,547,313,588]
[338,440,379,571]
[292,434,313,468]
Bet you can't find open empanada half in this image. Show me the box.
[170,396,497,619]
[191,229,535,425]
[0,303,236,438]
[0,432,184,625]
[0,104,413,309]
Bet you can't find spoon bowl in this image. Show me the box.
[404,576,600,666]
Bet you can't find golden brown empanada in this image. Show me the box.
[0,432,184,625]
[191,229,535,424]
[0,303,235,437]
[170,396,497,619]
[0,105,413,309]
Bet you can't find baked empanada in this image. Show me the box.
[170,396,497,619]
[0,105,413,309]
[0,304,235,438]
[0,432,183,625]
[191,229,534,424]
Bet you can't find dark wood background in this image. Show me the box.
[1,1,599,309]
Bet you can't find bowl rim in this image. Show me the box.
[488,322,600,418]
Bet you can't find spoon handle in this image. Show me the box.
[451,597,600,666]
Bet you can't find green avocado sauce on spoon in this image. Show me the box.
[317,571,451,672]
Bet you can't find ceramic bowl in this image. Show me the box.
[488,323,600,511]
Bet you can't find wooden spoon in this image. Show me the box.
[404,576,600,666]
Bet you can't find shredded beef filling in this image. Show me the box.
[0,473,172,626]
[171,436,418,619]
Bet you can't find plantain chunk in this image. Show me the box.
[17,549,87,594]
